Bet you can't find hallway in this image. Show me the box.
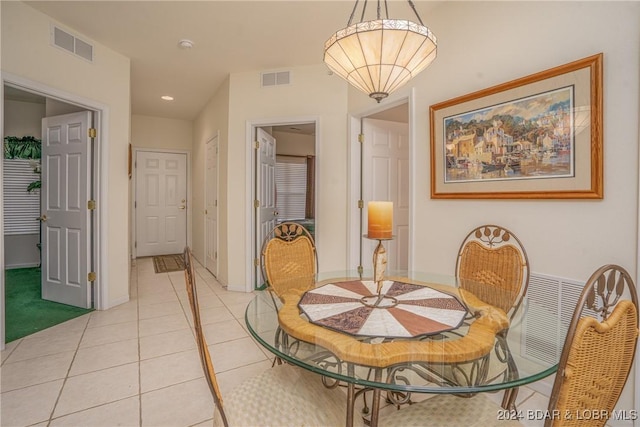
[1,257,270,426]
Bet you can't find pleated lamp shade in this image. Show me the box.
[324,19,437,102]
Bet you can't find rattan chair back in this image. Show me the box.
[183,246,346,427]
[546,264,639,427]
[183,247,229,426]
[456,224,529,318]
[260,222,317,301]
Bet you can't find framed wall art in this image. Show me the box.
[430,53,603,199]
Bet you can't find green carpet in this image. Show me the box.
[5,267,93,342]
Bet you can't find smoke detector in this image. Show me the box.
[178,39,194,49]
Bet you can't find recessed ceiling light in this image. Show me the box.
[161,95,174,101]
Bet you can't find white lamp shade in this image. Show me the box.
[324,19,437,101]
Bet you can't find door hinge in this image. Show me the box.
[135,241,137,248]
[87,200,96,210]
[358,133,364,143]
[215,251,217,260]
[254,140,260,149]
[254,258,260,267]
[88,271,97,282]
[215,199,217,207]
[358,200,364,209]
[134,201,137,208]
[205,209,208,215]
[254,199,259,208]
[88,128,97,138]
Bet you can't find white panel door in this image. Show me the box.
[255,128,277,287]
[362,118,409,272]
[136,151,187,257]
[41,111,93,308]
[205,136,218,276]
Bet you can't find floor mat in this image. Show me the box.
[153,254,185,273]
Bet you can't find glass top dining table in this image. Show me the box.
[244,270,561,426]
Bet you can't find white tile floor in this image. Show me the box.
[1,257,550,427]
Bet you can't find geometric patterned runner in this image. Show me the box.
[299,280,468,339]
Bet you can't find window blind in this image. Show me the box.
[3,159,40,235]
[276,155,306,220]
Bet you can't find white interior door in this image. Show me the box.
[41,111,93,308]
[205,136,218,276]
[362,118,409,272]
[135,151,187,257]
[255,128,277,286]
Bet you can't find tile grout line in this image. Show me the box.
[135,260,144,427]
[45,308,92,426]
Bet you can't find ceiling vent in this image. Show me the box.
[52,25,93,62]
[261,71,291,87]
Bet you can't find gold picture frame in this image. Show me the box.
[430,53,603,199]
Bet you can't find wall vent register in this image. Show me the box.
[261,71,291,87]
[52,25,93,62]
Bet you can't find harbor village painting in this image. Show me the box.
[443,86,576,183]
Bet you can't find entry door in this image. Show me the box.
[41,111,93,308]
[205,136,218,276]
[362,118,409,271]
[255,128,277,286]
[135,151,187,257]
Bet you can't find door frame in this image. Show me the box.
[204,132,219,275]
[246,116,320,293]
[131,148,191,259]
[1,72,107,349]
[347,92,415,273]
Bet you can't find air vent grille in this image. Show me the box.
[52,26,93,62]
[522,272,593,365]
[261,71,291,87]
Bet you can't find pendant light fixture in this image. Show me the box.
[323,0,437,103]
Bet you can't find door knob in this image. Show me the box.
[39,214,48,222]
[178,206,186,210]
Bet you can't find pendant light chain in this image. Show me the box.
[407,0,425,26]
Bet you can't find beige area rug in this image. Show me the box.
[153,254,185,273]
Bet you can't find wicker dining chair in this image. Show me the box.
[456,224,530,320]
[260,221,318,302]
[378,264,639,427]
[182,247,346,427]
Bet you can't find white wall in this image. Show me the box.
[351,0,638,419]
[193,78,230,284]
[274,130,315,156]
[4,98,45,137]
[131,115,193,151]
[192,64,348,290]
[1,1,131,308]
[401,0,640,281]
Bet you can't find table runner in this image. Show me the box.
[298,279,468,339]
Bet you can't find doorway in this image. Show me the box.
[349,100,411,273]
[250,120,317,290]
[134,150,188,257]
[2,81,103,345]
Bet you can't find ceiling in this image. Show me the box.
[22,1,439,122]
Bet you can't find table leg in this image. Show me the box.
[502,387,518,410]
[369,369,383,427]
[346,365,354,427]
